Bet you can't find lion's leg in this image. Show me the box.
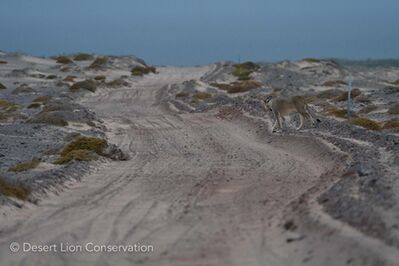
[296,114,304,130]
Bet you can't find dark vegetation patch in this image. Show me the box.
[211,80,262,94]
[32,95,52,103]
[27,113,68,126]
[335,88,361,101]
[192,91,212,100]
[12,84,35,95]
[0,178,31,200]
[8,159,40,172]
[389,79,399,85]
[383,86,399,94]
[322,80,348,87]
[94,75,106,81]
[350,117,381,131]
[382,120,399,129]
[0,82,6,89]
[70,80,97,92]
[106,78,129,88]
[55,56,73,64]
[316,89,344,99]
[55,136,107,164]
[73,53,94,61]
[388,103,399,115]
[88,57,108,69]
[46,75,57,80]
[27,102,41,109]
[176,92,189,98]
[131,65,157,76]
[232,62,260,81]
[303,58,321,63]
[0,60,7,64]
[0,99,15,110]
[359,105,378,114]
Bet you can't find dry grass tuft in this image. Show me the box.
[28,113,68,126]
[32,95,52,103]
[335,88,361,101]
[63,75,76,82]
[232,62,260,81]
[382,120,399,129]
[131,65,157,76]
[322,80,348,87]
[55,56,73,64]
[88,57,108,69]
[192,91,212,100]
[55,136,107,164]
[388,103,399,115]
[211,80,262,94]
[0,178,31,200]
[106,78,129,88]
[350,117,381,131]
[70,80,97,92]
[9,159,40,172]
[73,53,94,61]
[0,99,14,110]
[176,92,189,98]
[27,102,41,109]
[359,104,378,114]
[303,58,321,63]
[12,84,34,95]
[94,75,106,81]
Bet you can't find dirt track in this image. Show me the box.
[0,67,365,265]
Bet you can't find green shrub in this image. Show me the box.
[55,136,107,164]
[94,75,106,81]
[388,103,399,115]
[131,65,156,76]
[0,99,14,109]
[27,102,41,109]
[0,178,31,200]
[46,75,57,80]
[350,117,381,131]
[382,120,399,129]
[193,91,212,100]
[0,82,6,90]
[176,92,189,98]
[106,78,129,88]
[70,80,97,92]
[303,58,321,63]
[32,95,52,103]
[322,80,348,87]
[55,56,73,64]
[211,80,262,94]
[28,113,68,126]
[389,79,399,85]
[73,53,94,61]
[9,159,40,172]
[54,149,97,164]
[232,62,260,80]
[88,57,108,69]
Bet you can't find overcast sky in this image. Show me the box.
[1,0,398,65]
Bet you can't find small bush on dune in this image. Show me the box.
[354,94,370,103]
[388,103,399,115]
[106,78,129,88]
[382,120,399,129]
[232,62,260,81]
[55,56,73,64]
[176,92,189,98]
[303,58,321,63]
[88,57,108,69]
[322,80,348,87]
[32,95,52,103]
[63,75,76,82]
[193,91,212,100]
[46,75,57,80]
[316,89,344,99]
[54,149,97,164]
[0,178,31,200]
[211,80,262,94]
[327,107,351,118]
[12,84,35,95]
[0,82,6,90]
[55,136,107,164]
[131,65,157,76]
[0,60,7,64]
[70,80,97,92]
[0,99,14,110]
[27,102,41,109]
[389,79,399,85]
[350,117,381,131]
[9,159,40,172]
[28,113,68,126]
[73,53,94,61]
[94,75,106,81]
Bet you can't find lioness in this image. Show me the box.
[263,95,320,132]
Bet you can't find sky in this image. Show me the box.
[1,0,398,66]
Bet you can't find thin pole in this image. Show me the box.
[347,74,353,121]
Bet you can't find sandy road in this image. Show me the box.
[0,66,343,266]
